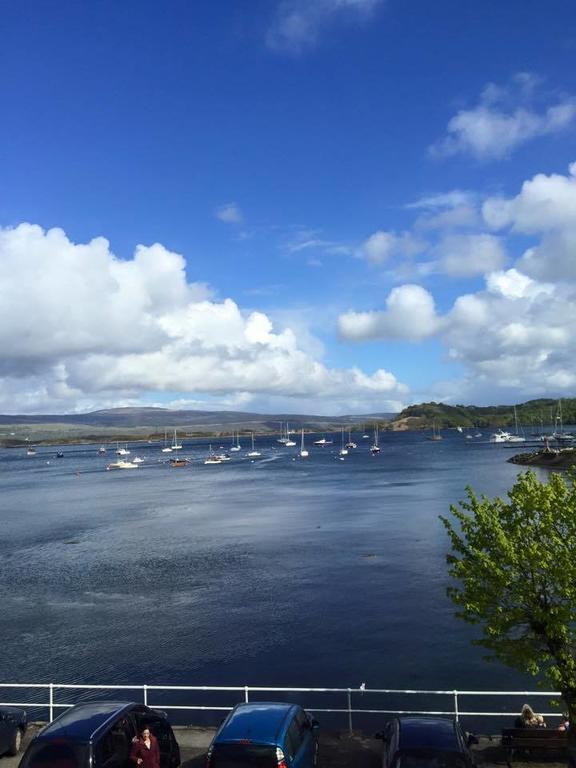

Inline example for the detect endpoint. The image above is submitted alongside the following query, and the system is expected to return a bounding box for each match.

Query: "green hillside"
[391,399,576,429]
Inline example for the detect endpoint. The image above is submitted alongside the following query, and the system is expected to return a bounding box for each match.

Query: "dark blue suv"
[19,701,180,768]
[206,702,319,767]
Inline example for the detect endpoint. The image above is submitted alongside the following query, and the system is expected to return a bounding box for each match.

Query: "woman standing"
[130,727,161,768]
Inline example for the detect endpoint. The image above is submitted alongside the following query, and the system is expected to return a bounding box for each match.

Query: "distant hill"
[389,399,576,430]
[0,407,396,445]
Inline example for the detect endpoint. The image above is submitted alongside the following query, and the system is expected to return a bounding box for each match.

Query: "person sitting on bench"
[515,703,546,728]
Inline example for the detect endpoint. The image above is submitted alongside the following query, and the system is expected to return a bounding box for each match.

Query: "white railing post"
[347,689,353,734]
[49,683,54,723]
[244,686,249,703]
[453,690,459,722]
[143,685,148,706]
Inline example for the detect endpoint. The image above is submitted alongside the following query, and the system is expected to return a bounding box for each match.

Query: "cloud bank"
[0,223,407,414]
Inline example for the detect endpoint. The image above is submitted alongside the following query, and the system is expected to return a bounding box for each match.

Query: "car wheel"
[8,728,22,756]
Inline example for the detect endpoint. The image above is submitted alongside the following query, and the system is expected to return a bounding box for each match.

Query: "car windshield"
[20,741,89,768]
[211,743,278,767]
[397,752,467,768]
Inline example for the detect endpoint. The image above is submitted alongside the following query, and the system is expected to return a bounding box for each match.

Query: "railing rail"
[0,682,564,732]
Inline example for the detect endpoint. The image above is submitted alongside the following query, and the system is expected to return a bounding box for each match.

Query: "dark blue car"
[206,702,319,767]
[0,706,27,757]
[19,701,180,768]
[376,716,477,768]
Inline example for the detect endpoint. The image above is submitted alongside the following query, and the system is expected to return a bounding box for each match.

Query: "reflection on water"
[0,433,550,695]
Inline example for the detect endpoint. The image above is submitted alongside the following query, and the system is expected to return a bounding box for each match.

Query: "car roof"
[397,717,461,752]
[35,701,143,743]
[215,702,298,746]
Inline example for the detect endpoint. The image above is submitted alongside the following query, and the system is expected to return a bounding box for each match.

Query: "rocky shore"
[508,446,576,470]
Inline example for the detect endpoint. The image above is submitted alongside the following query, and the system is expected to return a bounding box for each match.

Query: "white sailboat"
[339,428,348,456]
[171,429,183,450]
[284,422,296,447]
[277,421,289,444]
[506,406,526,443]
[345,428,357,450]
[230,431,241,452]
[553,399,574,441]
[204,445,223,465]
[161,429,173,453]
[247,432,261,458]
[116,442,130,456]
[370,424,381,455]
[299,428,309,458]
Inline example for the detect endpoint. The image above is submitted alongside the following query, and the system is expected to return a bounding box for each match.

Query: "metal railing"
[0,682,565,731]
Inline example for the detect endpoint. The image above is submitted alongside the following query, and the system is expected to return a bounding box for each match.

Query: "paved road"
[1,723,566,768]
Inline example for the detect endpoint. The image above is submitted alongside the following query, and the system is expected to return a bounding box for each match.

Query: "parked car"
[375,716,477,768]
[19,701,180,768]
[206,702,320,767]
[0,706,27,757]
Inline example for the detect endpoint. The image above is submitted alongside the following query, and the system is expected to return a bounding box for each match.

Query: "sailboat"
[339,428,348,456]
[284,422,296,447]
[553,400,574,442]
[506,406,526,443]
[427,421,443,441]
[370,424,380,455]
[299,428,309,458]
[277,422,289,444]
[344,428,357,450]
[116,442,130,456]
[361,424,370,439]
[247,432,261,458]
[230,431,241,452]
[204,445,223,465]
[161,429,173,453]
[171,429,183,450]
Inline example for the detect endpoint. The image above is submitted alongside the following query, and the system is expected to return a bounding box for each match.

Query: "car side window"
[285,719,304,761]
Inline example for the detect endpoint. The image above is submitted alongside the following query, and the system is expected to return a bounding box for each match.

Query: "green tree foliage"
[395,398,576,429]
[441,471,576,727]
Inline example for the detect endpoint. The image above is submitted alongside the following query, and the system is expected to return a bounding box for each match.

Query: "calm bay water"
[0,432,551,712]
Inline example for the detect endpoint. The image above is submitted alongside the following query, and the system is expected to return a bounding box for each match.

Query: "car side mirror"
[311,719,320,731]
[466,733,479,746]
[374,731,387,741]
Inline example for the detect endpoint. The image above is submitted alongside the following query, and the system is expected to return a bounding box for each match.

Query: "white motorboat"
[204,445,223,465]
[490,430,511,443]
[26,447,37,456]
[132,456,144,464]
[247,432,261,458]
[107,459,139,470]
[98,445,107,454]
[313,437,332,446]
[116,443,130,456]
[299,428,309,458]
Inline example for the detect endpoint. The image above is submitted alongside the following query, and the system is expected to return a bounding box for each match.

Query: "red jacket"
[130,735,160,768]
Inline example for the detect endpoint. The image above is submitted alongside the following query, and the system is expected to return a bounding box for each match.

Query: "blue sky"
[1,0,576,414]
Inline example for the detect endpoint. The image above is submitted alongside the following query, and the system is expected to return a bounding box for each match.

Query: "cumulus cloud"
[215,202,243,224]
[266,0,383,54]
[356,230,427,264]
[430,74,576,160]
[339,284,441,342]
[0,223,408,413]
[432,233,507,277]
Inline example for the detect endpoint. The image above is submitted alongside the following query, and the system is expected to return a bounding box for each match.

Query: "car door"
[294,709,316,766]
[0,711,10,755]
[135,714,177,768]
[383,721,399,768]
[94,716,135,768]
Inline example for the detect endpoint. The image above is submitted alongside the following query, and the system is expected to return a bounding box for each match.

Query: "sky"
[1,0,576,415]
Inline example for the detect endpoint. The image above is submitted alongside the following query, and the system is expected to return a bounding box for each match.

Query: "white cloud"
[215,202,243,224]
[0,223,408,414]
[483,162,576,232]
[432,233,507,277]
[356,230,427,264]
[266,0,383,54]
[339,284,440,341]
[430,74,576,160]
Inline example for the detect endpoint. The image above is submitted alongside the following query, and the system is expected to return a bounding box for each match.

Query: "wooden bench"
[501,728,567,764]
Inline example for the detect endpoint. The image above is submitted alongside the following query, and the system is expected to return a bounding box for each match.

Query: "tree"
[441,470,576,756]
